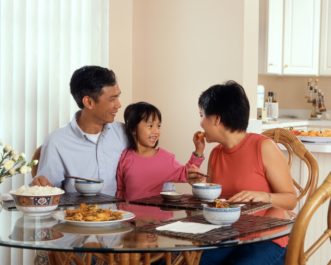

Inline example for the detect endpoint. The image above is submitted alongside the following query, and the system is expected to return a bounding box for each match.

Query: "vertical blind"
[0,0,110,264]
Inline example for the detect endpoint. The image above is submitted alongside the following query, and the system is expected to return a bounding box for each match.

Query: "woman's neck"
[221,131,247,149]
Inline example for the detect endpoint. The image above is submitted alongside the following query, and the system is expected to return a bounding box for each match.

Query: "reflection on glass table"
[0,202,293,265]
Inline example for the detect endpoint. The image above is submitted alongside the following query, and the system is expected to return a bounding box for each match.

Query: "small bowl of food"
[10,185,65,216]
[75,179,104,196]
[192,183,222,201]
[160,191,183,202]
[203,200,241,226]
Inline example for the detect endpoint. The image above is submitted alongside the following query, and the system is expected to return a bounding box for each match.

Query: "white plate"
[298,136,331,143]
[53,210,135,227]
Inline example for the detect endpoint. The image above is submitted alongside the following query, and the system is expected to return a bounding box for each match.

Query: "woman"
[192,80,296,265]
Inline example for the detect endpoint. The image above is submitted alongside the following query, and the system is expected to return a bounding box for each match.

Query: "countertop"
[261,118,331,154]
[261,118,331,130]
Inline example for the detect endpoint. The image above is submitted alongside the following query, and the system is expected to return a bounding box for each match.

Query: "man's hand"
[31,175,54,186]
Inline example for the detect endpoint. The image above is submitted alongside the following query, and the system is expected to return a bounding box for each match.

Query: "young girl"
[116,101,205,201]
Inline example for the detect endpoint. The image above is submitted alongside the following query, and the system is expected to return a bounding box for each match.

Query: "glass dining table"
[0,194,294,265]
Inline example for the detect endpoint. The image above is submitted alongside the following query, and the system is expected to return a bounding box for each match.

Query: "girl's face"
[136,115,161,149]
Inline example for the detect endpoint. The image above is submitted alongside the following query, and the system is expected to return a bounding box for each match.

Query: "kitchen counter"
[262,118,331,130]
[260,118,331,154]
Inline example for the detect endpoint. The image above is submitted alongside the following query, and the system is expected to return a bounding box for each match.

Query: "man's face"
[90,84,121,124]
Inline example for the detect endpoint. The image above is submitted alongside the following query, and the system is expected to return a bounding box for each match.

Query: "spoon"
[64,176,103,183]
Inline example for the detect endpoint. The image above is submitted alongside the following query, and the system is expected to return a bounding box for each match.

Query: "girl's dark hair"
[198,80,250,132]
[124,102,162,150]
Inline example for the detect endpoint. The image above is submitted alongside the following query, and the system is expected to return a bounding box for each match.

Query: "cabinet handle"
[268,63,274,66]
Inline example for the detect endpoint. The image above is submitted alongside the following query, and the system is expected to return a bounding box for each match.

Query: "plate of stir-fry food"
[53,203,135,227]
[290,129,331,143]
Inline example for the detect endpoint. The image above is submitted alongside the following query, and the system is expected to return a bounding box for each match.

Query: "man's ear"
[82,96,94,109]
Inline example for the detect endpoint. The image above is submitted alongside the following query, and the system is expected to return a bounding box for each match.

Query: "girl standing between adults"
[191,81,296,265]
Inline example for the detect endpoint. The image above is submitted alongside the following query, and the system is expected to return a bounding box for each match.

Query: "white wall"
[130,0,259,169]
[109,0,133,121]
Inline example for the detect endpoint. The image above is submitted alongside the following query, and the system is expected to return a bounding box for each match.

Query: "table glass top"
[0,202,293,253]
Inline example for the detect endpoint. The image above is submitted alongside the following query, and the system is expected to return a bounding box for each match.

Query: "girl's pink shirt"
[116,148,204,201]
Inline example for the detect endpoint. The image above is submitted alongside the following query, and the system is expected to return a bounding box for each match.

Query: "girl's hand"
[193,131,205,156]
[227,190,271,204]
[187,164,207,184]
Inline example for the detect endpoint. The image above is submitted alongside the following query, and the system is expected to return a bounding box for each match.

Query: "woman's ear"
[82,96,94,109]
[215,115,221,126]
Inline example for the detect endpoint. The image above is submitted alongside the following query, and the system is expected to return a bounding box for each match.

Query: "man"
[32,66,128,195]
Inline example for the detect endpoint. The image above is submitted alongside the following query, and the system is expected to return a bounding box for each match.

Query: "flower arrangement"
[0,142,38,183]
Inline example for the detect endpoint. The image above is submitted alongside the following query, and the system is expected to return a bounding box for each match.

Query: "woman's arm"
[261,139,297,210]
[228,139,297,210]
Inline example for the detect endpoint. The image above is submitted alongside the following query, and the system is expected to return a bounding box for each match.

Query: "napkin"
[156,221,221,234]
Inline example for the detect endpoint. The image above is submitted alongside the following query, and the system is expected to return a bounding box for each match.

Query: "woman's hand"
[228,190,271,204]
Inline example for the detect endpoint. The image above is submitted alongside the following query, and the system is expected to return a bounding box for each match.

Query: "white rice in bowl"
[12,185,64,196]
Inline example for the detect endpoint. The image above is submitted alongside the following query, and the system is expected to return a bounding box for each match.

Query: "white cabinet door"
[266,0,284,74]
[320,0,331,75]
[260,0,322,75]
[283,0,321,75]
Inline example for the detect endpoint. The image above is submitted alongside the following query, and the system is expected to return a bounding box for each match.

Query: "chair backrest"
[285,172,331,265]
[31,146,42,177]
[262,128,319,202]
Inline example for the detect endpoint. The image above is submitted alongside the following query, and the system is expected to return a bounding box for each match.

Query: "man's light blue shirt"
[37,112,128,196]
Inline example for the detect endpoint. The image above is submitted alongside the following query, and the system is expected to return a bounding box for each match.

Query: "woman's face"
[136,115,161,149]
[199,109,219,143]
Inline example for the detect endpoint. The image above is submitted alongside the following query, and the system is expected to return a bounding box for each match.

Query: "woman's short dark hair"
[198,80,250,132]
[70,65,117,109]
[124,102,162,150]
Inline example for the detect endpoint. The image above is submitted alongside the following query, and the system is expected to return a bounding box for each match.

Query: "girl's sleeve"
[169,153,205,183]
[185,152,205,168]
[115,151,127,200]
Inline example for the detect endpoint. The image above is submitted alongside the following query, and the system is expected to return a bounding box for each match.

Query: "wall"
[131,0,260,169]
[259,75,331,111]
[109,0,133,121]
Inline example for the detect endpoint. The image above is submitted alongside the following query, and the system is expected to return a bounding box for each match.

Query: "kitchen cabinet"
[259,0,321,75]
[320,0,331,75]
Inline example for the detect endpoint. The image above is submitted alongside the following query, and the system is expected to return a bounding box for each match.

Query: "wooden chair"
[31,145,42,177]
[262,128,319,202]
[285,172,331,265]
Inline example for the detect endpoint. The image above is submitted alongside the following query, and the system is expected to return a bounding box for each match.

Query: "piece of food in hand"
[197,132,205,140]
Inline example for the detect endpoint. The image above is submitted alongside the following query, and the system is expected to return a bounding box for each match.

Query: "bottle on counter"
[265,91,279,121]
[306,78,314,103]
[257,85,266,121]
